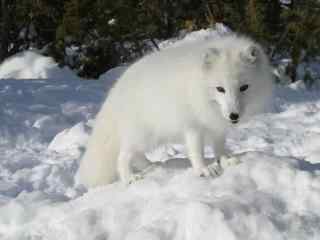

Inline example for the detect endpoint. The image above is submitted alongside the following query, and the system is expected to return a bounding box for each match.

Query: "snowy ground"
[1,29,320,239]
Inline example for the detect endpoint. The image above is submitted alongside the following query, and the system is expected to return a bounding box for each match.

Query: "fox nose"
[229,113,239,121]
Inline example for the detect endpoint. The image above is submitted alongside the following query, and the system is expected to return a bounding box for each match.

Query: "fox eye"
[216,86,225,93]
[240,84,249,92]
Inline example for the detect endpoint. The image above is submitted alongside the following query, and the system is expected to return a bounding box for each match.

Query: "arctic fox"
[77,34,273,188]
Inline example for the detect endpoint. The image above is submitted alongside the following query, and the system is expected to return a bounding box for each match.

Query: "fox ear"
[240,45,259,64]
[203,48,220,69]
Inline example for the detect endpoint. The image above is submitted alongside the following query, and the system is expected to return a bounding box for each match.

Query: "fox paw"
[220,155,241,169]
[207,162,224,177]
[125,174,144,185]
[194,163,223,178]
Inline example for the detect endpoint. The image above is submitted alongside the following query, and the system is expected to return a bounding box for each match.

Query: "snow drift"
[0,50,78,80]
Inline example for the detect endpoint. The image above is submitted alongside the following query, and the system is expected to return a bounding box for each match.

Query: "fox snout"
[229,112,239,124]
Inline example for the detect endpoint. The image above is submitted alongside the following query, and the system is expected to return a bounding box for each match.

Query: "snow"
[0,50,79,80]
[158,24,231,50]
[280,0,292,4]
[48,122,90,156]
[1,28,320,239]
[98,65,128,85]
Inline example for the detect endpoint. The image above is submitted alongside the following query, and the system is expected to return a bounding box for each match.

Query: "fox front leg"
[211,132,227,163]
[211,133,241,169]
[185,129,221,177]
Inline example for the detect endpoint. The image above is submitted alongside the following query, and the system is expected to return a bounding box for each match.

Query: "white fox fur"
[77,34,274,188]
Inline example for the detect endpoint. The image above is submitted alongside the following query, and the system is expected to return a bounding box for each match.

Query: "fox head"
[202,40,272,124]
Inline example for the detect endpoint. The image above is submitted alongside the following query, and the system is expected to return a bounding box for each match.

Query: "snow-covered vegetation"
[0,28,320,239]
[1,1,320,83]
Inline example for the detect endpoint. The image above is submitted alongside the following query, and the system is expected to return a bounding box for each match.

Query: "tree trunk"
[287,46,301,83]
[0,0,9,62]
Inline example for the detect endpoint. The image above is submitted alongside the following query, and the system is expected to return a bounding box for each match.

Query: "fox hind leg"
[118,149,141,184]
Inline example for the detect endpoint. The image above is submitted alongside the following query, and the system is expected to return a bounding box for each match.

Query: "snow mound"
[48,122,90,156]
[3,152,320,240]
[1,82,320,239]
[0,51,78,80]
[159,24,231,50]
[98,66,128,83]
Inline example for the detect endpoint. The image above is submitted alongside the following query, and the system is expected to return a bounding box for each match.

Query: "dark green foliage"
[303,68,314,89]
[0,0,320,80]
